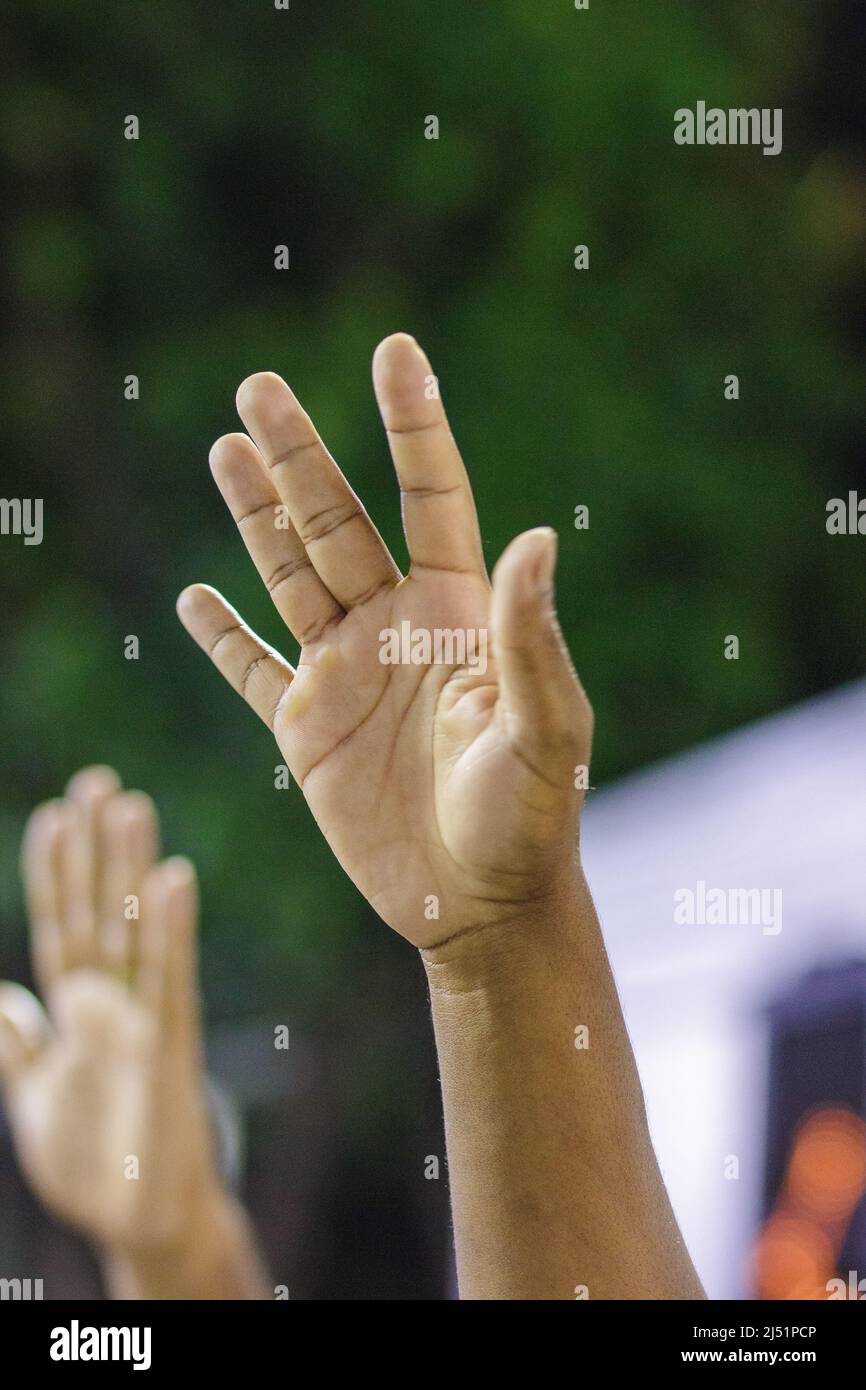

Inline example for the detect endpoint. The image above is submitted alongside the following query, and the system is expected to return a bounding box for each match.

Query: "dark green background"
[1,0,864,1296]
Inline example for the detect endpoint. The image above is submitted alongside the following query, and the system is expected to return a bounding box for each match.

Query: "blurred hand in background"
[0,766,267,1298]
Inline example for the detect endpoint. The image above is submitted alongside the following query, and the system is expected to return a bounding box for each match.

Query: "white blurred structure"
[581,678,866,1299]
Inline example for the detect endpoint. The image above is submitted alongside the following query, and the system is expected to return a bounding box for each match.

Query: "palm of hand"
[278,572,567,944]
[9,973,172,1247]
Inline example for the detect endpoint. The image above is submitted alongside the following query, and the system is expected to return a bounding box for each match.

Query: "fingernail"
[532,528,557,590]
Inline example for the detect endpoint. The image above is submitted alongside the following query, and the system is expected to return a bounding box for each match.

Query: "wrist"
[421,861,651,1140]
[102,1186,267,1300]
[420,862,593,989]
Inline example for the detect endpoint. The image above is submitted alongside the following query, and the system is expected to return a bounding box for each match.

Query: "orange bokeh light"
[785,1107,866,1221]
[753,1212,834,1300]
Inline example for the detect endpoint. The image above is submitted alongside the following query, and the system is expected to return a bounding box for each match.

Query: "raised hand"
[0,768,224,1255]
[178,334,592,950]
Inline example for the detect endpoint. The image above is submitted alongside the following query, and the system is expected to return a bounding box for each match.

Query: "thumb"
[491,528,591,788]
[0,983,50,1087]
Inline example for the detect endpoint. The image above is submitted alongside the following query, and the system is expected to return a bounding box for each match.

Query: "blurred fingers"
[63,767,121,971]
[137,857,200,1044]
[21,800,72,996]
[100,790,159,979]
[0,983,50,1087]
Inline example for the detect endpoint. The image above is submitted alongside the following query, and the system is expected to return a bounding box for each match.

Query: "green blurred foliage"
[1,0,864,1024]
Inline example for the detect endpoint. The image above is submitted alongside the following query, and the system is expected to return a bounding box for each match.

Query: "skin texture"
[178,333,705,1300]
[0,767,267,1299]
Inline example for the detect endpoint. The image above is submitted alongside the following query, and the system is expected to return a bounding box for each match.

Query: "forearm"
[102,1190,270,1300]
[422,869,705,1301]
